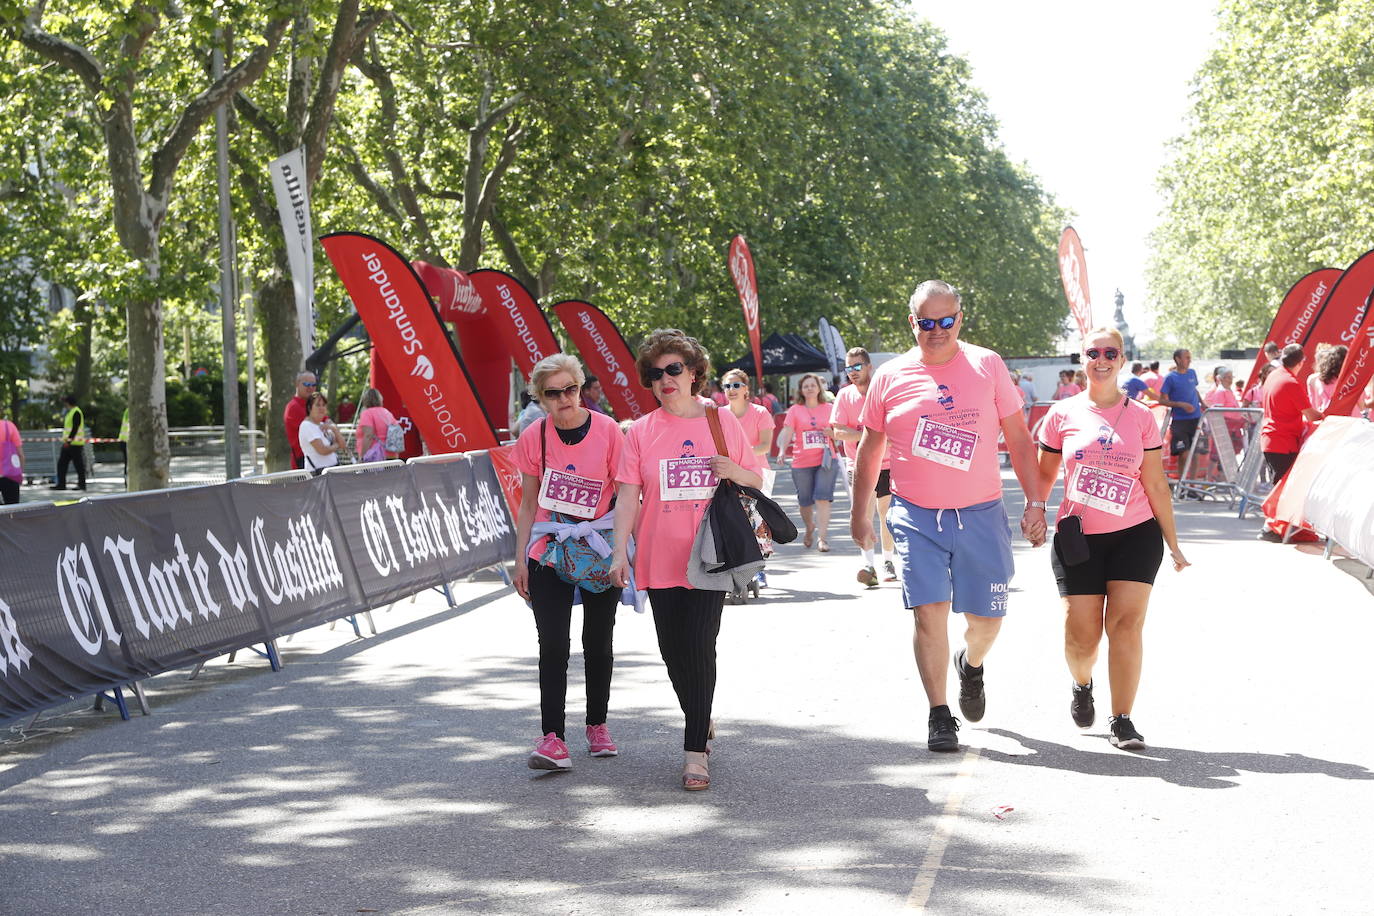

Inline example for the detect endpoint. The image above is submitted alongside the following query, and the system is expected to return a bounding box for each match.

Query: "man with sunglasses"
[283,370,317,470]
[851,280,1046,752]
[832,347,897,586]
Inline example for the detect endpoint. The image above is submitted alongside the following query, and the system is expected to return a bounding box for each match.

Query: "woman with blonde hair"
[512,353,626,771]
[354,387,400,462]
[609,329,762,790]
[1035,327,1190,750]
[776,372,838,550]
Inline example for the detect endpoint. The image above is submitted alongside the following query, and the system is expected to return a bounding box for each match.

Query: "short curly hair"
[637,328,711,395]
[1316,343,1347,383]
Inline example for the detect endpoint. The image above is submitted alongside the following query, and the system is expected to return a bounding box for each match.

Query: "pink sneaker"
[528,733,571,770]
[586,723,618,757]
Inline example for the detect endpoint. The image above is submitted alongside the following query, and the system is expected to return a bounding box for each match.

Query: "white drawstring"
[933,508,965,533]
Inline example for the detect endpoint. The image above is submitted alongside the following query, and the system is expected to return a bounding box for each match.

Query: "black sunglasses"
[1084,347,1121,361]
[845,363,867,373]
[915,313,960,332]
[542,383,581,400]
[722,381,746,390]
[646,361,687,382]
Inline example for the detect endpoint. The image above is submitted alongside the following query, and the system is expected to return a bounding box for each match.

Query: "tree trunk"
[72,292,93,404]
[259,270,302,471]
[125,247,170,491]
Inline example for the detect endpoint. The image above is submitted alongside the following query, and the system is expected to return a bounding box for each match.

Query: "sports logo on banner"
[320,232,498,453]
[552,300,657,420]
[1058,227,1093,340]
[468,269,561,379]
[269,147,315,354]
[1294,247,1374,389]
[1245,268,1341,392]
[411,261,484,321]
[729,235,765,384]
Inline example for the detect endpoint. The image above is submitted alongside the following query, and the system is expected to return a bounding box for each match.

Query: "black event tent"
[720,331,829,375]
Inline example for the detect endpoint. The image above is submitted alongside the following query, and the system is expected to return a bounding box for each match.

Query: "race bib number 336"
[1068,464,1133,516]
[912,416,978,471]
[660,456,718,501]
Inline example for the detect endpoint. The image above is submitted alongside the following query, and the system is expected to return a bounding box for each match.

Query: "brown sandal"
[682,751,710,791]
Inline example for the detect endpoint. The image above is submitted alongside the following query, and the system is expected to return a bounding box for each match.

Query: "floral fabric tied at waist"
[531,510,617,558]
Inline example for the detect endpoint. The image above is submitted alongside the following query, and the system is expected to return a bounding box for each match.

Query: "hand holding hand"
[1020,507,1046,547]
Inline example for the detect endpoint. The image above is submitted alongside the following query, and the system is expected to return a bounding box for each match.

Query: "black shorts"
[1051,517,1164,597]
[1169,418,1200,456]
[875,468,892,499]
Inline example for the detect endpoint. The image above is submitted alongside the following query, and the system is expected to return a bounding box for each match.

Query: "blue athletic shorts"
[791,461,838,507]
[887,494,1014,618]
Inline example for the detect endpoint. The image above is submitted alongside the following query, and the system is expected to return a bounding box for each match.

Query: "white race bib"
[912,416,978,471]
[538,467,604,519]
[659,456,717,501]
[1067,464,1134,516]
[802,429,828,450]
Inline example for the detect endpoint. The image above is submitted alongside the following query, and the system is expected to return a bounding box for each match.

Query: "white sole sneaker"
[528,753,571,770]
[588,747,618,758]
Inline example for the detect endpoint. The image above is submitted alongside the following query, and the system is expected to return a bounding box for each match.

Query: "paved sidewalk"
[2,470,1371,914]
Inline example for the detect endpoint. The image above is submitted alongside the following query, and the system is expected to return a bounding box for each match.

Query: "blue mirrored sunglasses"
[915,313,959,332]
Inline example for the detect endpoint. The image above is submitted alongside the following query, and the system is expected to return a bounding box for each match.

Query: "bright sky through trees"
[907,0,1217,345]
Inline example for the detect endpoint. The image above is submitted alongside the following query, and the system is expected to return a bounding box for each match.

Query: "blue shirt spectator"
[1124,375,1149,400]
[1161,362,1202,419]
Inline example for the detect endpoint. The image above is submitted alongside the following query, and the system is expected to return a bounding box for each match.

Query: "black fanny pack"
[1056,515,1090,566]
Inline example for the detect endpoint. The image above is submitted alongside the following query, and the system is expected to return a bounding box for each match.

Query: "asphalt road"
[2,469,1371,914]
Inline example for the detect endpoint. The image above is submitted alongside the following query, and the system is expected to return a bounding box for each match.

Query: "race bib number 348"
[1068,464,1133,516]
[660,456,718,501]
[539,468,604,519]
[912,416,978,471]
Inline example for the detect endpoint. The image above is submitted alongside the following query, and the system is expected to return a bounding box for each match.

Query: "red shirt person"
[1259,344,1322,482]
[283,371,317,469]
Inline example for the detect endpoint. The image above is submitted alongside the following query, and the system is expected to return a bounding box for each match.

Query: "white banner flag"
[819,317,846,385]
[268,147,315,354]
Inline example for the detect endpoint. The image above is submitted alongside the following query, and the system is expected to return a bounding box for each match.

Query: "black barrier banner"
[0,454,515,724]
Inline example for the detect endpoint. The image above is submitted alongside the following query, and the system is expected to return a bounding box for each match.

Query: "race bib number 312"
[1068,464,1133,516]
[912,416,978,471]
[660,456,718,501]
[538,468,604,519]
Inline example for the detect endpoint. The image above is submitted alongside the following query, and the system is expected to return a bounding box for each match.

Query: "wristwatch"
[1027,500,1047,510]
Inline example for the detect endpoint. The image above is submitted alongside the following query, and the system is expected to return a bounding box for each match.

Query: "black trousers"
[1263,451,1298,483]
[648,587,726,752]
[56,444,86,489]
[527,559,619,740]
[0,478,18,505]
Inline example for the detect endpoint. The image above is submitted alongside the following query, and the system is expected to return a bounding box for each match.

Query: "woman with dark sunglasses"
[512,354,627,772]
[1034,327,1190,750]
[609,329,763,790]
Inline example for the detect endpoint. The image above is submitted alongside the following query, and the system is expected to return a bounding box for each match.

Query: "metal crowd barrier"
[1174,407,1263,506]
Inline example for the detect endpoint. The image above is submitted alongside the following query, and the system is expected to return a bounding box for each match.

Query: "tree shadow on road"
[981,728,1373,790]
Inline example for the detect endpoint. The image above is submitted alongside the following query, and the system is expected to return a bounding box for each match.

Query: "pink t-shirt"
[728,402,774,454]
[860,343,1021,509]
[1141,371,1162,394]
[784,403,835,468]
[354,406,398,457]
[617,406,761,589]
[1039,394,1163,535]
[513,411,624,561]
[1054,383,1083,400]
[830,383,891,469]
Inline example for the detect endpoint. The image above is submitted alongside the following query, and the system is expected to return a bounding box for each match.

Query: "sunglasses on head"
[542,383,581,400]
[646,361,686,382]
[845,363,867,373]
[722,381,746,390]
[1084,347,1121,361]
[915,313,959,332]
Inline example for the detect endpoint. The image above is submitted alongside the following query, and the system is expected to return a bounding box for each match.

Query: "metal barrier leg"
[130,681,151,716]
[93,684,131,721]
[363,611,377,636]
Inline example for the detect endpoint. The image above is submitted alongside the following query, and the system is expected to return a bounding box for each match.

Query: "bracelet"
[1026,501,1047,510]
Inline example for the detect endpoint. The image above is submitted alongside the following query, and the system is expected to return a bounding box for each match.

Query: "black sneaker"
[1108,715,1145,750]
[883,560,898,582]
[928,708,961,752]
[954,649,985,722]
[1256,528,1284,543]
[1071,681,1095,728]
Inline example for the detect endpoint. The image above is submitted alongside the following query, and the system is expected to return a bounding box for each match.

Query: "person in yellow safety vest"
[52,394,86,491]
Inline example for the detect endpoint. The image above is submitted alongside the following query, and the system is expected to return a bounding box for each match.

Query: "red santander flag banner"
[1294,246,1374,386]
[1325,298,1374,417]
[468,269,561,379]
[320,232,498,453]
[552,300,657,420]
[729,235,764,383]
[1057,227,1093,340]
[1245,267,1341,392]
[411,261,484,321]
